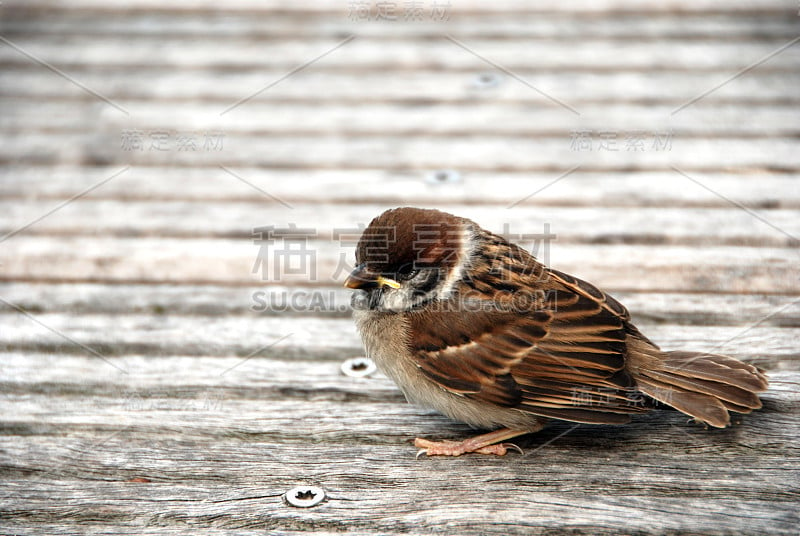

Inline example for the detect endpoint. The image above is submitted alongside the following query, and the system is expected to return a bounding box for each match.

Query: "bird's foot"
[414,437,523,458]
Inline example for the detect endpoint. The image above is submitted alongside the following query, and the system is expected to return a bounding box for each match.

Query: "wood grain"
[1,1,798,534]
[3,168,799,207]
[4,11,799,39]
[3,72,798,106]
[1,358,798,535]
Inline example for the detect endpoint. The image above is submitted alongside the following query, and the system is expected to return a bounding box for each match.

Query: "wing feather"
[408,259,651,424]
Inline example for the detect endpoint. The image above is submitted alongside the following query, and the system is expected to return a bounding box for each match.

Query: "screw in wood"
[426,169,462,184]
[284,485,326,508]
[471,72,502,89]
[340,357,377,378]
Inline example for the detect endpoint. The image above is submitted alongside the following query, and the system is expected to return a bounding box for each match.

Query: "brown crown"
[355,207,467,274]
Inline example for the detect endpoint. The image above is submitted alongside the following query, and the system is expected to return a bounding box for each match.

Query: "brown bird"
[344,207,769,457]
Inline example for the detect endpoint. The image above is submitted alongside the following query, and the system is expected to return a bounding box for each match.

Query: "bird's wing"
[408,268,652,424]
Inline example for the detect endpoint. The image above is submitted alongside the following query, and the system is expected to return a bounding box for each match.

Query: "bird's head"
[344,207,473,312]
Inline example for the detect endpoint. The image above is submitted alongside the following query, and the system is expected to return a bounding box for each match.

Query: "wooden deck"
[1,1,799,534]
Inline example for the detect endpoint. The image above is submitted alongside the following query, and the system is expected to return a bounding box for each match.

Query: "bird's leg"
[414,427,537,457]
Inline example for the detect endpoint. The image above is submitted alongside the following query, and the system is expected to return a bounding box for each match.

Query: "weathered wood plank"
[1,282,799,327]
[10,0,799,14]
[1,236,796,293]
[4,11,798,40]
[1,359,797,535]
[2,167,797,208]
[3,167,799,204]
[5,10,800,37]
[1,351,797,400]
[2,134,799,171]
[4,103,800,137]
[2,70,797,104]
[2,36,799,72]
[0,367,797,445]
[1,202,798,249]
[0,311,797,367]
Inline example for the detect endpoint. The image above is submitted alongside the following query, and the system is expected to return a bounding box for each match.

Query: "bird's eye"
[396,263,419,281]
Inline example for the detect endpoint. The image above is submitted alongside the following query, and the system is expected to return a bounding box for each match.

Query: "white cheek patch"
[379,288,413,312]
[435,225,475,300]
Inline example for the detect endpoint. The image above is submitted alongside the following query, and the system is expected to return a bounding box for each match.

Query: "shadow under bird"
[344,207,768,457]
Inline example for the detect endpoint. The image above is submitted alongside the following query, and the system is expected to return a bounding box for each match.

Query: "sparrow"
[344,207,769,457]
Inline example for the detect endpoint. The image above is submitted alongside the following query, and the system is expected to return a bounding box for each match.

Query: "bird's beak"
[344,264,401,290]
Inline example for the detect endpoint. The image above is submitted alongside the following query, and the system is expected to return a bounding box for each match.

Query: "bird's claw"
[414,438,523,457]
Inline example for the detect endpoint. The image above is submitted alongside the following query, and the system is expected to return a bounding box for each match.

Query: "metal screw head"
[284,485,326,508]
[426,169,462,185]
[471,72,502,89]
[341,357,377,378]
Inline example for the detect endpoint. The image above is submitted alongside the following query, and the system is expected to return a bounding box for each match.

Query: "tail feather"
[662,351,768,393]
[636,351,768,428]
[644,369,762,409]
[721,400,758,414]
[637,375,730,427]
